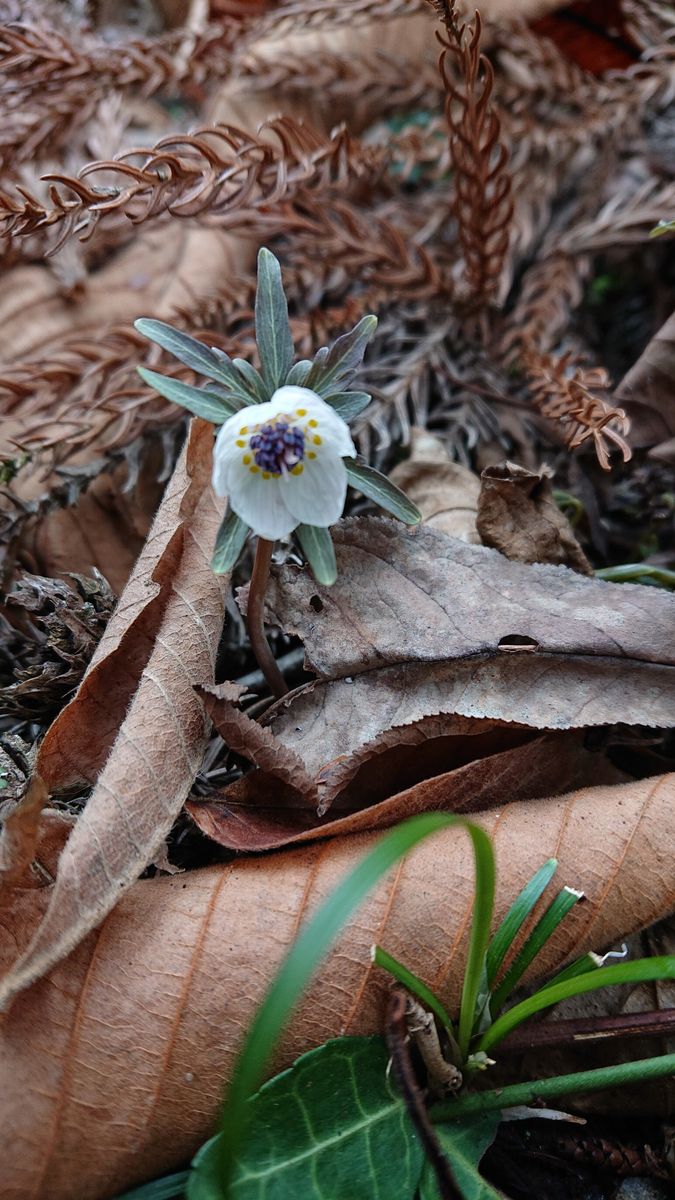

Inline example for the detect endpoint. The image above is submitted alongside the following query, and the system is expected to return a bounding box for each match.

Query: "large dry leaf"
[615,310,675,457]
[188,719,618,850]
[266,517,675,728]
[1,773,673,1199]
[0,419,226,1009]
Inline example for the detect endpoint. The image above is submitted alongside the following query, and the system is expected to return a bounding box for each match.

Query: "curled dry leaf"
[0,419,226,1009]
[265,517,675,728]
[1,773,674,1199]
[614,309,675,459]
[388,427,481,543]
[476,459,592,573]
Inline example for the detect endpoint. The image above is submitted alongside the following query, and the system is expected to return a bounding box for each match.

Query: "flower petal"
[229,469,298,540]
[280,454,348,527]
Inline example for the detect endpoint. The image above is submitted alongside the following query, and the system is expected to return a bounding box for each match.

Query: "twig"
[386,988,461,1199]
[499,1007,675,1054]
[246,539,288,700]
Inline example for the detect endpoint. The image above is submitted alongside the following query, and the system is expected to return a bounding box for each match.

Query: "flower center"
[249,418,305,477]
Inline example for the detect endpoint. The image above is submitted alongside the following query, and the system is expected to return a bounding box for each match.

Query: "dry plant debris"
[0,0,674,1196]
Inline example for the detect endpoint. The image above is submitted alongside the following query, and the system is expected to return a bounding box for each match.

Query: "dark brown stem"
[499,1007,675,1054]
[246,538,288,700]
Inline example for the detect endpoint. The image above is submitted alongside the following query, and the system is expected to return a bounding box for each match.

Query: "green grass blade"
[114,1171,189,1199]
[345,459,421,525]
[255,248,294,391]
[371,945,456,1038]
[217,813,480,1196]
[478,957,675,1055]
[489,886,583,1017]
[485,859,558,989]
[137,368,239,423]
[457,826,496,1060]
[541,945,628,992]
[295,524,337,586]
[211,510,248,574]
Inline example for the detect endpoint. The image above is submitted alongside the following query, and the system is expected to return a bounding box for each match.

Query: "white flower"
[212,385,357,541]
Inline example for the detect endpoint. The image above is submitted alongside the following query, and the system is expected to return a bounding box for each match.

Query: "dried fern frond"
[0,119,386,252]
[249,0,425,44]
[552,176,675,256]
[525,347,632,471]
[433,0,513,308]
[500,252,591,362]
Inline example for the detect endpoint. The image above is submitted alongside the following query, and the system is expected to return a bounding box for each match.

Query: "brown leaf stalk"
[247,539,289,700]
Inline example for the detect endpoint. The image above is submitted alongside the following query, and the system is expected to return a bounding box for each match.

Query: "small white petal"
[211,403,260,496]
[280,454,348,527]
[229,468,298,540]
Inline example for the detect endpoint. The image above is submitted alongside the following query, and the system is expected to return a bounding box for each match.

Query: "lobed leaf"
[295,524,338,586]
[137,367,240,423]
[345,462,422,524]
[255,249,295,392]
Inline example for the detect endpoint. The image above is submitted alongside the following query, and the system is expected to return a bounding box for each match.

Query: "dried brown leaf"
[187,720,617,850]
[0,419,227,1009]
[265,517,675,728]
[614,310,675,456]
[389,427,481,542]
[476,460,592,574]
[1,773,673,1197]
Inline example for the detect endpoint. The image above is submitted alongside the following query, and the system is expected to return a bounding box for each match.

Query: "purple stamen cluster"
[250,420,305,475]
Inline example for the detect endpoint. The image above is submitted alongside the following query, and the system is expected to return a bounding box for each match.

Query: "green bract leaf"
[215,813,483,1196]
[478,957,675,1055]
[650,218,675,238]
[211,509,248,574]
[255,248,294,391]
[306,316,378,396]
[419,1116,501,1200]
[232,359,268,403]
[489,886,583,1017]
[485,859,558,990]
[189,1038,423,1200]
[137,368,241,423]
[285,360,312,386]
[457,826,496,1060]
[115,1171,190,1199]
[324,391,371,420]
[345,460,421,525]
[295,524,338,586]
[134,319,251,404]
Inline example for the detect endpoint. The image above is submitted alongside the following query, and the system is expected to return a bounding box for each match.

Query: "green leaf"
[345,460,421,525]
[285,360,312,386]
[189,1038,424,1200]
[137,368,239,423]
[306,316,378,396]
[212,509,248,574]
[214,813,485,1196]
[457,826,496,1060]
[372,945,456,1041]
[324,391,371,420]
[295,524,337,586]
[115,1171,190,1199]
[489,886,583,1018]
[134,319,251,404]
[478,956,675,1055]
[232,359,268,403]
[255,248,294,391]
[419,1116,501,1200]
[486,859,558,990]
[650,218,675,238]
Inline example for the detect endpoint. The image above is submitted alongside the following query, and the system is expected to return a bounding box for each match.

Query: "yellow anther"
[313,435,322,445]
[308,418,318,428]
[240,426,248,435]
[243,454,251,465]
[262,471,271,479]
[307,451,317,460]
[236,439,246,448]
[249,465,259,474]
[291,464,304,475]
[296,408,307,416]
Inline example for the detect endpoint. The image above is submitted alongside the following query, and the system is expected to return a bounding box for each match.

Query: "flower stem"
[247,538,288,699]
